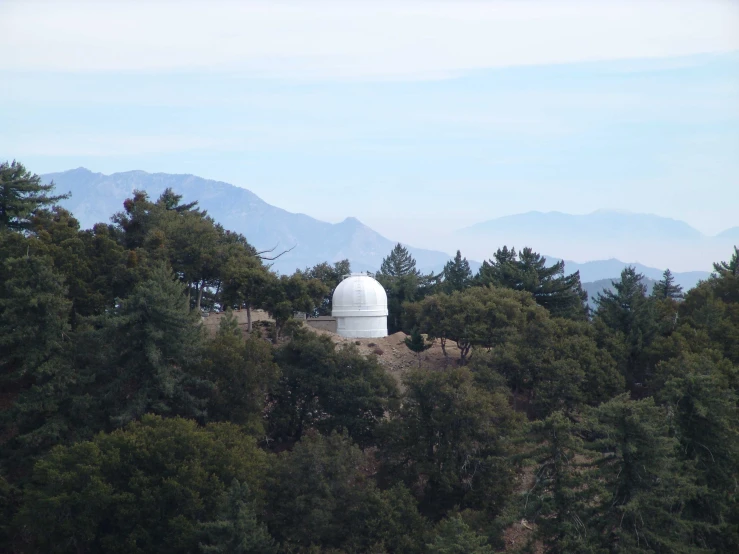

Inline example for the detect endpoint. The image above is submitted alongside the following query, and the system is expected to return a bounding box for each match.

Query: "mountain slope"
[452,209,733,273]
[544,257,710,290]
[459,210,704,241]
[716,227,739,241]
[42,168,452,274]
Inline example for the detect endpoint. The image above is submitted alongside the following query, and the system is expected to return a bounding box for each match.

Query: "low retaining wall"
[304,316,337,333]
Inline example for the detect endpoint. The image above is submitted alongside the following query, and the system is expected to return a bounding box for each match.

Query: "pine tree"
[199,313,278,434]
[587,394,702,553]
[658,355,739,550]
[595,267,657,385]
[476,247,588,320]
[442,250,472,293]
[379,367,520,519]
[13,416,268,554]
[198,480,276,554]
[713,246,739,278]
[380,243,420,277]
[404,327,432,366]
[524,412,598,553]
[0,245,91,470]
[91,263,210,428]
[427,515,493,554]
[0,161,69,232]
[652,268,683,300]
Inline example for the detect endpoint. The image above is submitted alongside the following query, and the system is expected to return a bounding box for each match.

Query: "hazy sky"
[2,0,738,248]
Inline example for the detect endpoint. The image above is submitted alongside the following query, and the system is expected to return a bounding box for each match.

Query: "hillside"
[42,168,726,285]
[454,210,735,272]
[42,167,452,274]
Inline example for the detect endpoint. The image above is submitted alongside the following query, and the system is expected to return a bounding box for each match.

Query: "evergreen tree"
[427,515,493,554]
[266,430,426,553]
[198,480,276,554]
[379,367,521,519]
[404,327,432,367]
[658,355,739,551]
[652,268,684,300]
[13,416,268,554]
[199,313,279,433]
[595,267,657,385]
[524,412,598,553]
[90,263,210,428]
[380,243,420,277]
[269,330,398,447]
[0,244,90,471]
[476,247,588,320]
[587,395,702,553]
[442,250,472,293]
[0,161,69,232]
[713,245,739,278]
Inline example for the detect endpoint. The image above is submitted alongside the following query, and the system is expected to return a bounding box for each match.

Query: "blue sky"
[1,0,738,254]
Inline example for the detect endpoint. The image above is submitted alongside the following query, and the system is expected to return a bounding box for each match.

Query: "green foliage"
[297,259,351,316]
[3,164,739,554]
[379,367,521,519]
[263,274,329,335]
[585,394,705,553]
[0,242,93,470]
[377,243,439,334]
[427,515,493,554]
[380,243,420,277]
[199,312,279,433]
[677,250,739,364]
[88,263,210,428]
[404,327,432,366]
[524,412,598,553]
[266,430,427,553]
[198,480,276,554]
[595,266,658,385]
[0,160,70,232]
[13,415,268,554]
[410,286,544,363]
[441,250,472,293]
[476,246,588,320]
[479,316,624,418]
[652,268,684,300]
[657,355,739,550]
[269,330,399,446]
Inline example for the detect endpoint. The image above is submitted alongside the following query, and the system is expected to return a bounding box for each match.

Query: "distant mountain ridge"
[546,256,710,291]
[42,168,724,289]
[42,168,452,274]
[453,209,735,275]
[459,210,704,239]
[460,210,706,240]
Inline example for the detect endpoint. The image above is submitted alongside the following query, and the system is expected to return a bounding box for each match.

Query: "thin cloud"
[1,0,738,80]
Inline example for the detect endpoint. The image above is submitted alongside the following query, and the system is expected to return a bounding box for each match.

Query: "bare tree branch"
[253,243,296,261]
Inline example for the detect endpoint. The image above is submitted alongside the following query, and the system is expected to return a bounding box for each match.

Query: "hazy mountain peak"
[42,168,452,275]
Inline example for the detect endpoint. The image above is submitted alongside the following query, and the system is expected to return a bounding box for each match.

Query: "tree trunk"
[246,305,253,332]
[196,281,204,311]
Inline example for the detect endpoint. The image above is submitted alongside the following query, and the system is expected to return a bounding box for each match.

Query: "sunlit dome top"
[332,273,388,318]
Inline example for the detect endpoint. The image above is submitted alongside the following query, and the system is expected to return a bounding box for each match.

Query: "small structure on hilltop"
[332,273,388,338]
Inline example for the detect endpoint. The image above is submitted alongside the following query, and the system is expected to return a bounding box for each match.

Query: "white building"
[331,273,388,338]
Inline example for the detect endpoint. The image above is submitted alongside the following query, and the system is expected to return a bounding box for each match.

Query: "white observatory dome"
[332,273,388,339]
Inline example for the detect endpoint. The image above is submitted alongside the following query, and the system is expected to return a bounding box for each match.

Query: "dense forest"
[1,160,738,553]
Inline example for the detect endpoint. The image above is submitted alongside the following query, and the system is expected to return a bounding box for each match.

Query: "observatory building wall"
[331,273,388,339]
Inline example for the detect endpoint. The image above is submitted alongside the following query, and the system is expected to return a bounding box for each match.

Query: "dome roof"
[332,273,388,318]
